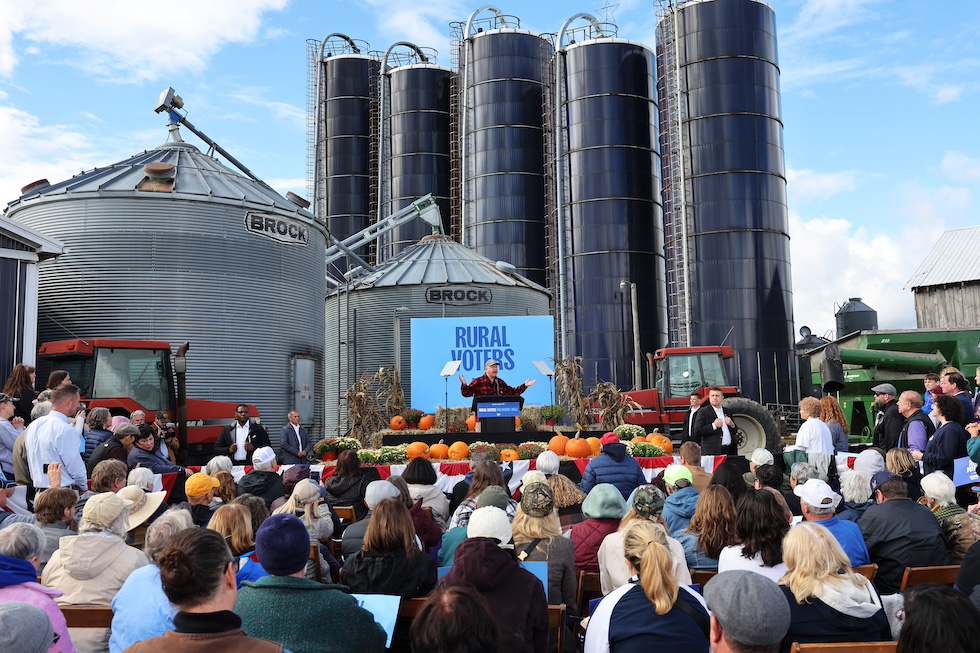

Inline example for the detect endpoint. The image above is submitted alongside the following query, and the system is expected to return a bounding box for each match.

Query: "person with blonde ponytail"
[584,520,710,653]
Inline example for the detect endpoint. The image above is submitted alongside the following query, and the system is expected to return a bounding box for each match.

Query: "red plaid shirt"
[460,374,527,398]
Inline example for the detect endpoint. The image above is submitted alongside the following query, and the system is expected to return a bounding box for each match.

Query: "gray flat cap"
[703,570,791,647]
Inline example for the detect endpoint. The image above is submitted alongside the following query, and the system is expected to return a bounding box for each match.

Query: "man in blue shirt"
[795,478,869,568]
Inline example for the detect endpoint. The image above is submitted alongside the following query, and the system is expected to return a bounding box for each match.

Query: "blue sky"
[2,0,979,338]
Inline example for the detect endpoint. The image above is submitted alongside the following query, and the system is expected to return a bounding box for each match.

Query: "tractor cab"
[38,339,175,414]
[653,346,737,400]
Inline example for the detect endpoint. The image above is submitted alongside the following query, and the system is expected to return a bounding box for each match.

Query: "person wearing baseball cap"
[662,464,699,536]
[458,359,537,416]
[580,432,648,500]
[340,479,401,559]
[704,570,791,653]
[858,469,949,594]
[177,472,221,526]
[0,392,24,478]
[237,446,284,509]
[795,478,869,568]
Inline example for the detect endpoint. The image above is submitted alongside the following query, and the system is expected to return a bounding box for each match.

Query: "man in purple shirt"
[898,390,935,452]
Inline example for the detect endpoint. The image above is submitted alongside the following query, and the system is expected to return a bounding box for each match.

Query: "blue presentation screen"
[410,315,554,413]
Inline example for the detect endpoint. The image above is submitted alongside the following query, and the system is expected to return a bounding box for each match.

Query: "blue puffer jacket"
[579,443,647,499]
[663,486,700,536]
[84,427,113,461]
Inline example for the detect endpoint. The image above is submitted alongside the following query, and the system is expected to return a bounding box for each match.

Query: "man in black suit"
[214,403,270,465]
[692,387,738,455]
[680,393,702,444]
[279,410,310,465]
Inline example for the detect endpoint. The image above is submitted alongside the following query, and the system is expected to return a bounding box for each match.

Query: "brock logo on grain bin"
[426,286,493,306]
[244,212,309,246]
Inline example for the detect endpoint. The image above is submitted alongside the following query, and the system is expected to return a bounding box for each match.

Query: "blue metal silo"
[554,15,667,389]
[657,0,796,403]
[457,8,553,286]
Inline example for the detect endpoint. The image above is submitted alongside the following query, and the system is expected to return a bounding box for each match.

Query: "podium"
[474,395,524,434]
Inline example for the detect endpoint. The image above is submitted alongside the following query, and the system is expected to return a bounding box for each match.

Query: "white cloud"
[780,0,882,46]
[0,104,107,206]
[0,0,289,82]
[231,91,305,129]
[79,111,104,123]
[786,166,858,203]
[942,151,980,183]
[267,177,307,195]
[789,211,921,337]
[359,0,464,61]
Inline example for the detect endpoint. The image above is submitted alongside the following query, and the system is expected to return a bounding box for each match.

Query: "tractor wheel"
[723,397,780,455]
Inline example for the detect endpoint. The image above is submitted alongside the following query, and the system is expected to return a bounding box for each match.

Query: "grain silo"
[377,44,452,260]
[554,15,667,389]
[656,0,796,403]
[4,132,328,458]
[325,233,550,436]
[454,8,553,286]
[310,35,380,277]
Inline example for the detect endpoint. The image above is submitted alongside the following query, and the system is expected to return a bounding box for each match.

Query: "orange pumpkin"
[466,415,477,431]
[548,434,570,456]
[586,437,601,457]
[649,434,673,454]
[429,439,449,460]
[631,436,647,444]
[406,441,430,460]
[448,441,470,460]
[390,415,407,431]
[419,414,435,431]
[515,417,521,429]
[500,448,520,462]
[565,435,592,458]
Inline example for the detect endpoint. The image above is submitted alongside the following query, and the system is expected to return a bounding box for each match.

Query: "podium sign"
[475,395,524,433]
[477,400,522,418]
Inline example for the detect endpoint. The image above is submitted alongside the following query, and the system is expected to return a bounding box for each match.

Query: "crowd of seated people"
[5,372,980,652]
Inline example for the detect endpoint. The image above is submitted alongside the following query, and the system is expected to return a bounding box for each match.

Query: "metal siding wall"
[658,0,796,404]
[324,284,550,434]
[563,40,667,389]
[381,66,452,259]
[462,31,552,285]
[15,196,327,443]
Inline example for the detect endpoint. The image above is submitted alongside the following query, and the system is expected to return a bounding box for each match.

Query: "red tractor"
[622,346,780,454]
[37,339,254,464]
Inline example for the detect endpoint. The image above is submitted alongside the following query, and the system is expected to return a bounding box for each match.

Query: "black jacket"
[237,470,284,508]
[680,407,699,443]
[341,547,437,598]
[872,400,903,451]
[214,420,270,465]
[858,497,949,594]
[898,409,936,450]
[86,438,127,476]
[438,538,549,653]
[323,474,368,520]
[692,403,736,455]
